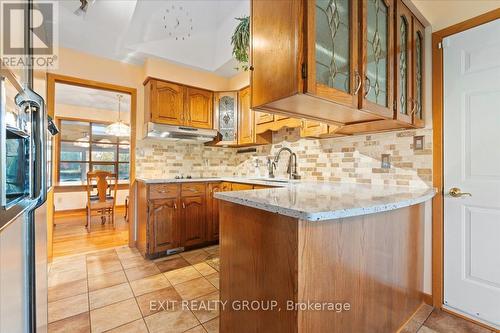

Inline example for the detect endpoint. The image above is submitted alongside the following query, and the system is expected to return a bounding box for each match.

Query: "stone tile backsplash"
[136,127,432,188]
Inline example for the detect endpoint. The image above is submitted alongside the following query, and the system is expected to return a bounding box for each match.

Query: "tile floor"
[48,246,220,333]
[47,244,495,333]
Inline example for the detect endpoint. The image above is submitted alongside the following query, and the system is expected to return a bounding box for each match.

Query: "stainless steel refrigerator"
[0,3,57,332]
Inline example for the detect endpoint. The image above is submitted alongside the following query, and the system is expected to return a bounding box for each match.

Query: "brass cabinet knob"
[449,187,472,198]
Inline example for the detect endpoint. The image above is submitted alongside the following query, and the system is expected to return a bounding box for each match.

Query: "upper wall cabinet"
[214,91,238,145]
[412,17,425,128]
[250,0,425,133]
[144,78,213,129]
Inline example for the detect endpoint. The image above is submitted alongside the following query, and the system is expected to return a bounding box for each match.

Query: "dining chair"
[85,171,118,233]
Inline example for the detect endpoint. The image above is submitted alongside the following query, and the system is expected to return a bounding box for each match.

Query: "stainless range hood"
[146,122,219,143]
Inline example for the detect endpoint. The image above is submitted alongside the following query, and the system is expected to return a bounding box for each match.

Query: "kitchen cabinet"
[149,80,185,126]
[149,198,181,253]
[231,183,254,191]
[215,91,238,145]
[238,87,272,146]
[250,0,425,134]
[144,77,213,129]
[186,87,213,129]
[412,17,425,128]
[181,195,206,247]
[256,112,274,125]
[300,120,328,138]
[207,183,222,241]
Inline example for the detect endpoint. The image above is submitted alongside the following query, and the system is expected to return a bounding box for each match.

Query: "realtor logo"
[1,1,58,69]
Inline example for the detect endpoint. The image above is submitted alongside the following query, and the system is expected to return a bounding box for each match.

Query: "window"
[58,119,130,182]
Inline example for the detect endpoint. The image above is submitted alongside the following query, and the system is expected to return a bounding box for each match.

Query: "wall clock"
[163,5,193,41]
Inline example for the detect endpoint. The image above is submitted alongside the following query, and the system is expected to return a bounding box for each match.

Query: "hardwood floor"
[52,208,128,258]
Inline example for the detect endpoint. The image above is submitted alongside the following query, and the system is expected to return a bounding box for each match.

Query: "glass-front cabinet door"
[215,91,238,145]
[360,0,394,118]
[307,0,359,109]
[394,0,412,123]
[412,18,425,128]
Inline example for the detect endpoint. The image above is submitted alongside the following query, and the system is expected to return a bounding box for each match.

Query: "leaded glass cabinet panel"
[394,0,413,124]
[215,92,238,144]
[307,0,359,109]
[361,0,394,118]
[413,18,425,128]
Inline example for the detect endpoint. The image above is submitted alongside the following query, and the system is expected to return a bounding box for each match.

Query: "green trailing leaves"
[231,16,250,71]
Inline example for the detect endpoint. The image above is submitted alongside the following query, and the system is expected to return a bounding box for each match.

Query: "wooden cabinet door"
[238,87,255,145]
[149,198,180,253]
[300,120,328,138]
[255,111,274,125]
[412,17,425,128]
[394,0,413,124]
[207,183,221,241]
[306,0,359,109]
[186,87,213,129]
[231,183,254,191]
[360,0,394,118]
[181,195,206,247]
[152,80,185,125]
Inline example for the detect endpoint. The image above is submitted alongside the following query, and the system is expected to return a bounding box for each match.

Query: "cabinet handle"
[353,71,362,95]
[364,75,372,98]
[410,100,418,116]
[158,190,166,193]
[182,202,186,209]
[249,65,254,71]
[174,203,177,209]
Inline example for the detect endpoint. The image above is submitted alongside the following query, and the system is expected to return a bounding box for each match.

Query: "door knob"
[449,187,472,198]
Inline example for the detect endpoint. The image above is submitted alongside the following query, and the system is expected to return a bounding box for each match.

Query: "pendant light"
[106,94,130,137]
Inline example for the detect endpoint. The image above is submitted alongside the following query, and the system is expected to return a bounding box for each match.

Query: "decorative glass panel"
[399,16,408,114]
[416,32,423,119]
[366,0,388,106]
[316,0,350,92]
[218,95,236,142]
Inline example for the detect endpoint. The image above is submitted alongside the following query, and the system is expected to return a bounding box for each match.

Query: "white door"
[444,19,500,329]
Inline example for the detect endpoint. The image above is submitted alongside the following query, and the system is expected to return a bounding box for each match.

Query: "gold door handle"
[449,187,472,198]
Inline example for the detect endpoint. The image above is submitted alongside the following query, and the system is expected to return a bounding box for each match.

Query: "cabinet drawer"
[181,183,206,197]
[231,183,254,191]
[149,184,179,199]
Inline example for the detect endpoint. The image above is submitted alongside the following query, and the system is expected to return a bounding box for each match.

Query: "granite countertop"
[136,177,436,222]
[214,182,436,222]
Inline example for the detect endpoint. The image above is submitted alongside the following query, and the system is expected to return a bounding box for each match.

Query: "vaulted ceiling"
[58,0,249,77]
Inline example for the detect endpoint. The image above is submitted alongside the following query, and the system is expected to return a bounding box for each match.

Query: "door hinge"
[301,63,307,79]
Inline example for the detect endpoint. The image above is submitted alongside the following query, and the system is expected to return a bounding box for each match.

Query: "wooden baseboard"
[423,293,433,306]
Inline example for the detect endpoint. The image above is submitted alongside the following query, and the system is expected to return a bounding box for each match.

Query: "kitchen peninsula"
[214,182,436,333]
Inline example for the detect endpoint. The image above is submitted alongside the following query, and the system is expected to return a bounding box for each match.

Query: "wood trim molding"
[431,7,500,313]
[46,73,137,247]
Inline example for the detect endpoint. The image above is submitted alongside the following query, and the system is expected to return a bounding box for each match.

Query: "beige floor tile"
[89,282,134,310]
[105,318,149,333]
[48,278,88,302]
[115,245,140,257]
[205,273,219,290]
[423,309,492,333]
[401,319,423,333]
[144,308,199,333]
[86,249,118,260]
[49,257,87,274]
[193,262,217,276]
[153,254,180,263]
[88,270,127,292]
[173,277,217,300]
[120,255,152,269]
[189,291,220,324]
[202,317,219,333]
[87,259,123,277]
[184,325,208,333]
[130,273,171,296]
[181,249,211,265]
[90,298,142,333]
[48,293,89,323]
[413,304,434,324]
[47,312,90,333]
[156,257,191,273]
[164,266,202,285]
[136,287,182,317]
[418,326,440,333]
[125,263,161,281]
[48,268,87,287]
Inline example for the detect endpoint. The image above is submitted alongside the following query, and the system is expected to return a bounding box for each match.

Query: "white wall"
[54,190,129,211]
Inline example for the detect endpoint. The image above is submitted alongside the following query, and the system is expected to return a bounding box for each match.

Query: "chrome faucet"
[268,147,300,179]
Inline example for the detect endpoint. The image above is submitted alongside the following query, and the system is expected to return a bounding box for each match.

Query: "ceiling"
[58,0,249,77]
[55,83,131,113]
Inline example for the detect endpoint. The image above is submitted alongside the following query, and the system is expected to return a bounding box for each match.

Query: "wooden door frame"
[46,73,137,248]
[432,7,500,313]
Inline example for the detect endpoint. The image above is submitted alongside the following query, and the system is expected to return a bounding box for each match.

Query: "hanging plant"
[231,16,250,71]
